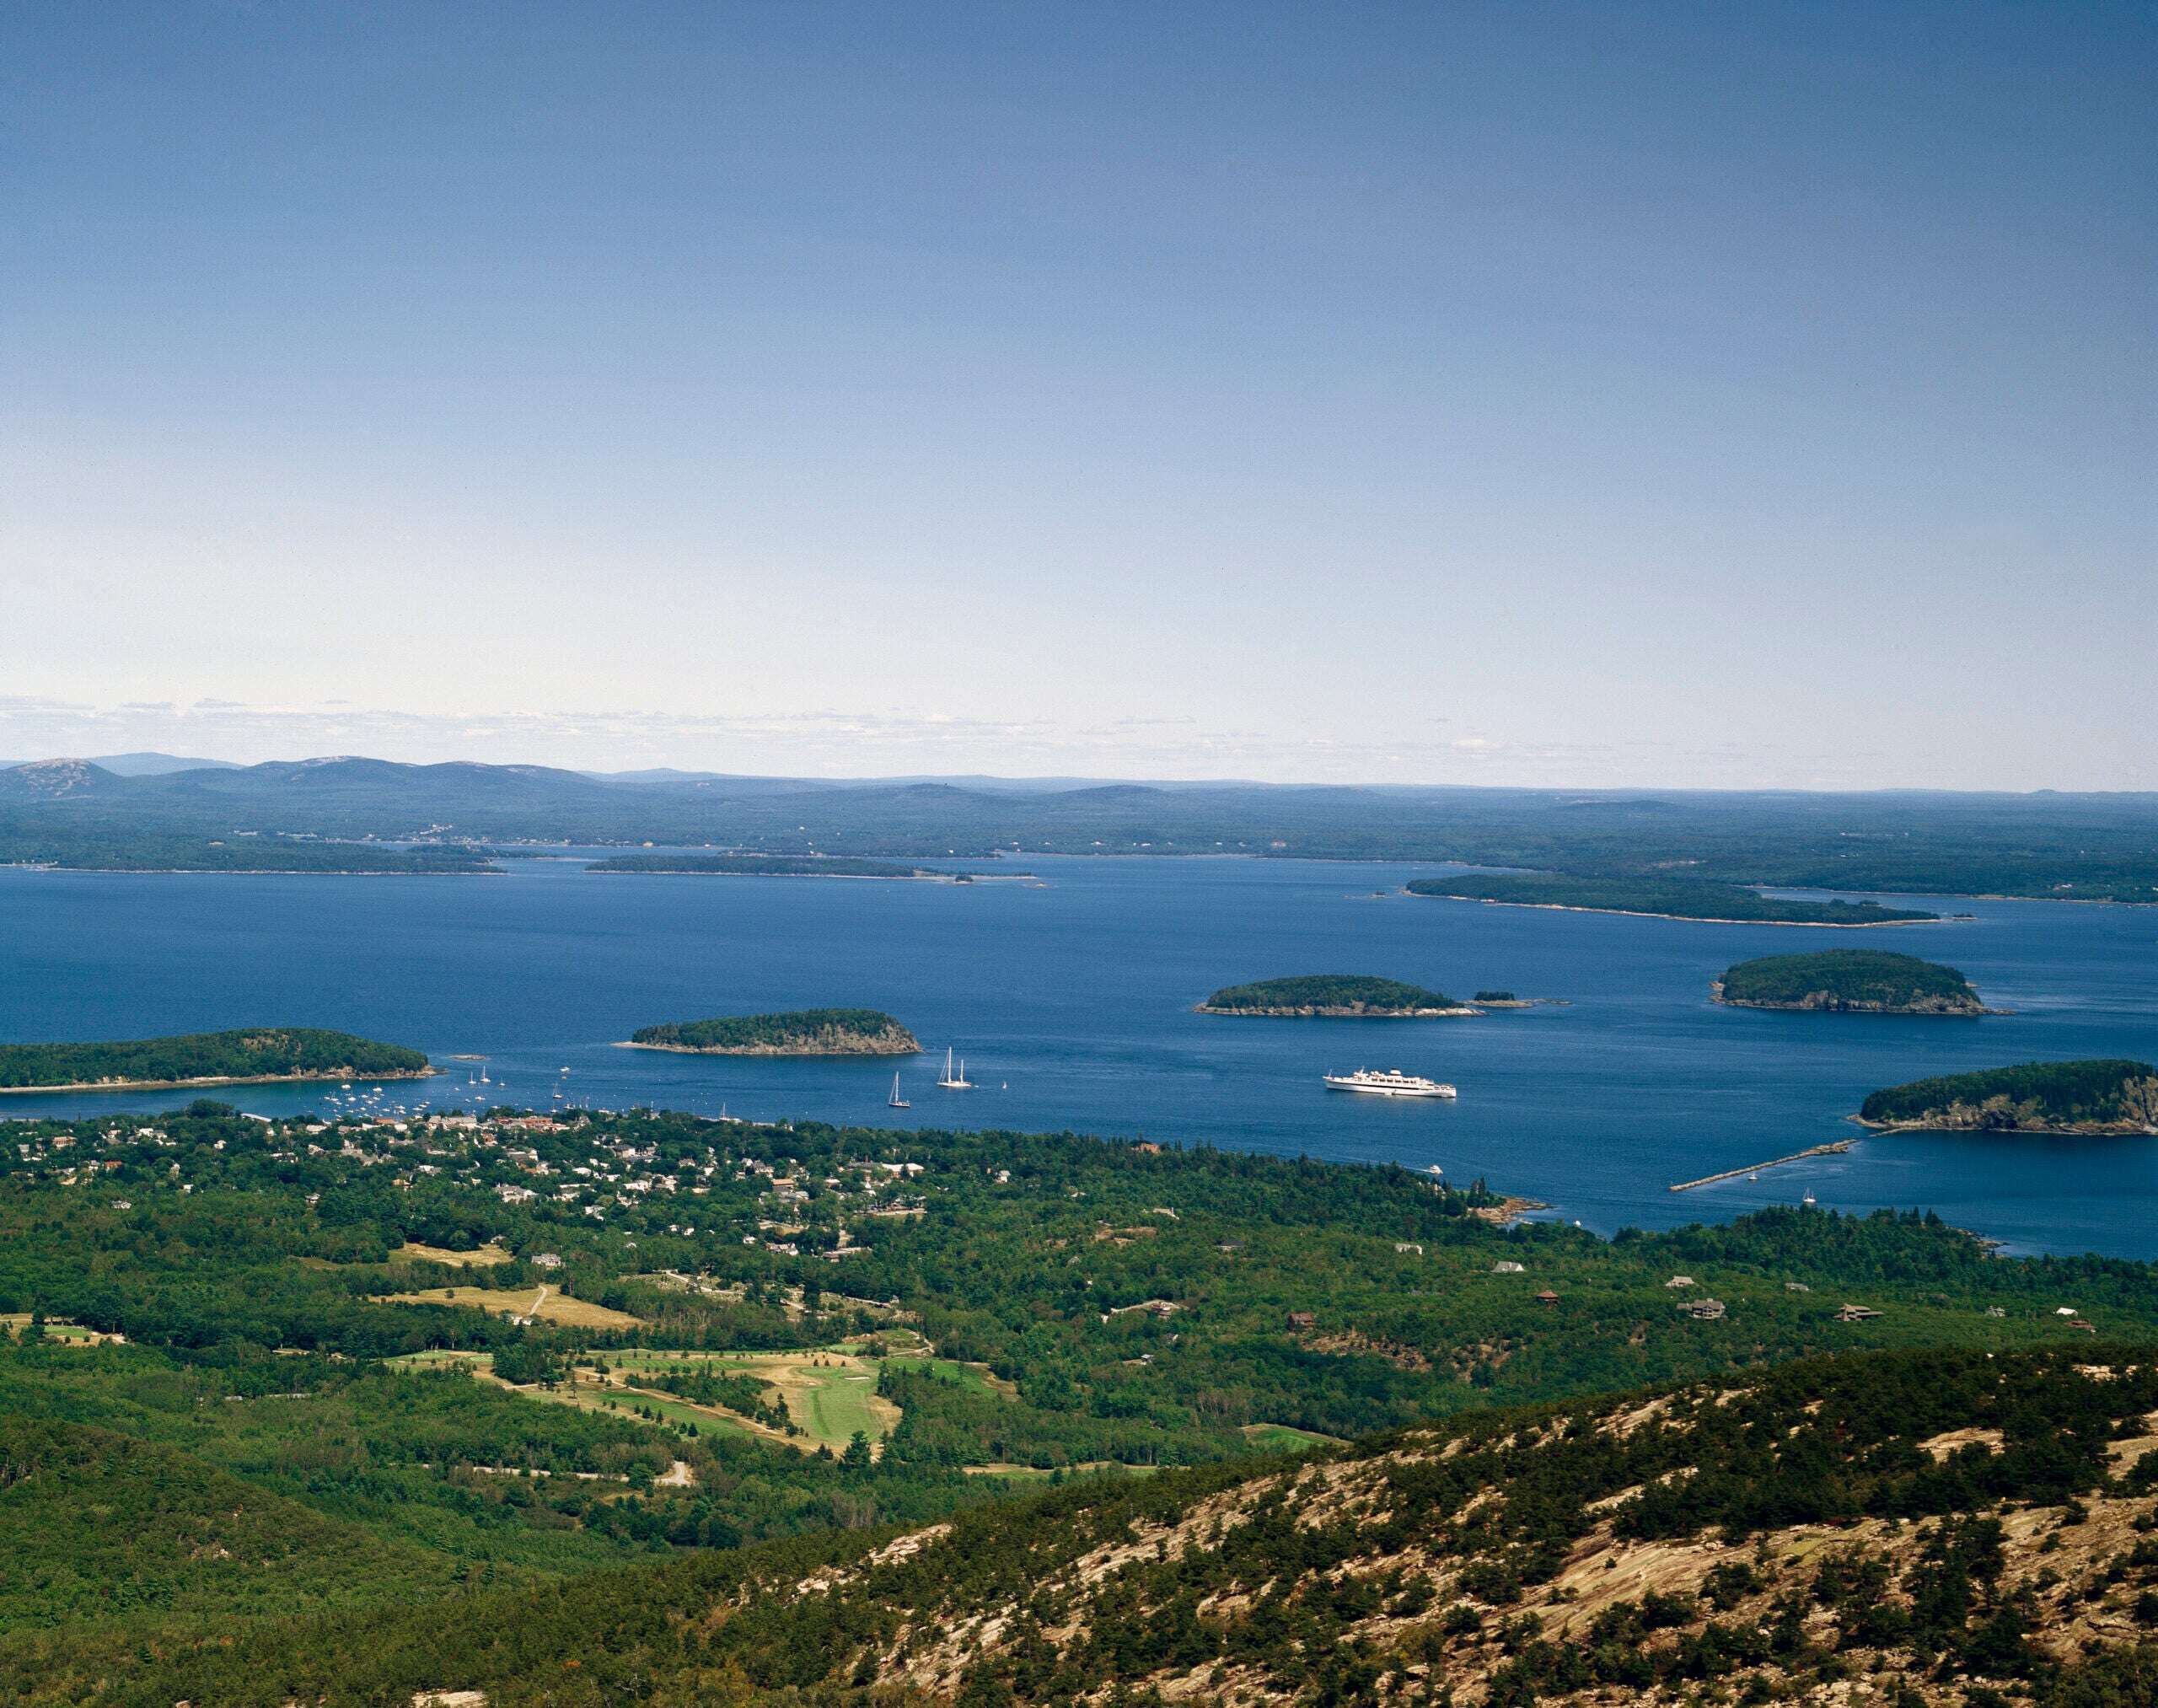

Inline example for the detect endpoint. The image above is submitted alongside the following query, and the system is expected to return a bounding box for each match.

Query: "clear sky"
[3,3,2150,787]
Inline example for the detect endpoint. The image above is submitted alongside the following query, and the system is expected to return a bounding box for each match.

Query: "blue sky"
[2,3,2150,787]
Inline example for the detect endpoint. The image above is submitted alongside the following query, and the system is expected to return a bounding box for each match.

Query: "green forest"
[1199,975,1467,1013]
[0,1028,432,1089]
[1860,1059,2158,1131]
[1715,949,1987,1012]
[628,1010,921,1054]
[2,1099,2156,1699]
[1407,873,1940,925]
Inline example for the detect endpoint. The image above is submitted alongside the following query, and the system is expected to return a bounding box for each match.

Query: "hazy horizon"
[5,3,2151,791]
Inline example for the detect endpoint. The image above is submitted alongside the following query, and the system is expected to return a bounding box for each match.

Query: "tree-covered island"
[625,1008,921,1056]
[586,854,963,879]
[1715,949,1996,1014]
[0,1028,434,1093]
[1407,872,1938,925]
[1858,1058,2158,1133]
[1197,975,1476,1016]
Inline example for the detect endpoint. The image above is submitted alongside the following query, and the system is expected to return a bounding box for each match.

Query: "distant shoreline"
[0,1067,440,1096]
[615,1039,921,1059]
[587,867,1034,883]
[1195,1004,1481,1018]
[0,864,496,877]
[1412,893,1935,928]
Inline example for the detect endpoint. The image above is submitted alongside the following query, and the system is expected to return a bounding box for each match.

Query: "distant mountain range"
[1,752,2155,898]
[0,751,239,776]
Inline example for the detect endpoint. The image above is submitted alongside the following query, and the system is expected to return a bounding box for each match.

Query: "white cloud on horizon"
[0,694,1936,791]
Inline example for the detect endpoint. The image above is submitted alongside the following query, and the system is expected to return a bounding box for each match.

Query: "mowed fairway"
[608,1347,899,1453]
[374,1284,644,1330]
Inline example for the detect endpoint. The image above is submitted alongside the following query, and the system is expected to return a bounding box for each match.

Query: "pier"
[1668,1140,1854,1194]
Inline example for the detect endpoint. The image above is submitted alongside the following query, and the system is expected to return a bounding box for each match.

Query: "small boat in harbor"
[888,1072,910,1109]
[1323,1068,1457,1099]
[937,1047,974,1090]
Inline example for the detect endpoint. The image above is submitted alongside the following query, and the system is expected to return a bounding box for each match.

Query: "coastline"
[587,868,1033,884]
[1412,894,1935,928]
[1710,983,2000,1017]
[615,1039,921,1059]
[1195,1004,1481,1018]
[1852,1114,2156,1137]
[0,1066,440,1096]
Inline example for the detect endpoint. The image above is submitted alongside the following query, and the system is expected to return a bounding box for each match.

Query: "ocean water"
[1,857,2152,1258]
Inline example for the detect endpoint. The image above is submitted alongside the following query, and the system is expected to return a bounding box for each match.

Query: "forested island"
[587,854,963,879]
[1197,974,1475,1016]
[1408,872,1938,926]
[0,1028,434,1093]
[625,1008,921,1056]
[1715,949,1994,1014]
[0,830,495,874]
[1859,1058,2158,1133]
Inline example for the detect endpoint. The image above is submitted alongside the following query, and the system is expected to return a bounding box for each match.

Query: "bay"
[1,856,2151,1258]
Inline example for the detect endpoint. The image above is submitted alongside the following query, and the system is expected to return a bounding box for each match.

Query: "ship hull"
[1323,1078,1457,1098]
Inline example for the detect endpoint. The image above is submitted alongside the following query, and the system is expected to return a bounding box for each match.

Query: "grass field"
[373,1285,644,1329]
[0,1314,122,1345]
[1239,1422,1344,1452]
[391,1240,512,1268]
[880,1353,1016,1398]
[604,1347,899,1452]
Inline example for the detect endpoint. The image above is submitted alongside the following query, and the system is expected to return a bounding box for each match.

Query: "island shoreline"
[615,1039,921,1059]
[0,1067,441,1096]
[1411,893,1937,927]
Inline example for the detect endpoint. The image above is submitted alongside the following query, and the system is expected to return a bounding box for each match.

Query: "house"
[1678,1297,1726,1320]
[2068,1319,2096,1334]
[1492,1260,1526,1275]
[1394,1242,1423,1255]
[1834,1303,1883,1323]
[1664,1276,1695,1289]
[1286,1311,1316,1332]
[1785,1281,1812,1293]
[1533,1291,1560,1308]
[531,1253,562,1269]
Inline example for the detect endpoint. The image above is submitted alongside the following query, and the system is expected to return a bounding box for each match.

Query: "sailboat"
[888,1072,910,1110]
[937,1047,973,1090]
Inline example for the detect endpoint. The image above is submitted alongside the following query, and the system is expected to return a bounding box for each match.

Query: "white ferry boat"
[1323,1067,1457,1099]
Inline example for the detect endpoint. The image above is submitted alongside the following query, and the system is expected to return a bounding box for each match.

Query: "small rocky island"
[625,1008,921,1056]
[1858,1059,2158,1134]
[1198,975,1477,1017]
[1715,950,1999,1015]
[0,1028,434,1093]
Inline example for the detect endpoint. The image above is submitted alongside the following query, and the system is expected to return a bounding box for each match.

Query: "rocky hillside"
[104,1345,2158,1705]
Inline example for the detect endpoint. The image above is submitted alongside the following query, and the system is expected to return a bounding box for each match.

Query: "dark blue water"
[2,857,2152,1257]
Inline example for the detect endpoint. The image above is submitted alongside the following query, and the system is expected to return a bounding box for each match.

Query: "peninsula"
[625,1008,921,1056]
[587,854,966,880]
[1197,975,1476,1017]
[1407,873,1938,926]
[0,1028,435,1093]
[1858,1059,2158,1134]
[1714,949,1997,1015]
